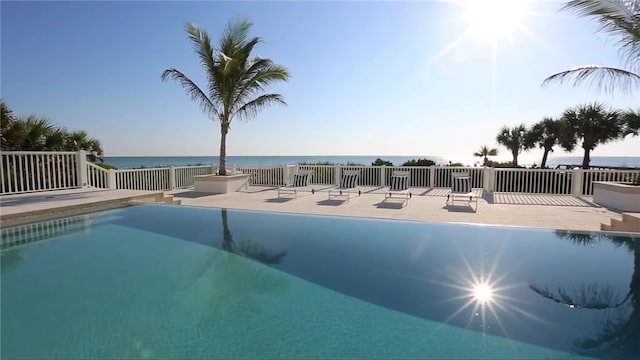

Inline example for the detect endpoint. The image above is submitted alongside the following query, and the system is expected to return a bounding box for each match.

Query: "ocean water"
[101,155,640,169]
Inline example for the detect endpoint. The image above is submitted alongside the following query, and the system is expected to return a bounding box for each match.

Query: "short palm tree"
[559,102,625,169]
[496,125,528,167]
[20,115,56,151]
[524,118,563,168]
[622,108,640,136]
[66,130,103,162]
[543,0,640,93]
[1,100,25,150]
[162,19,290,175]
[473,145,498,166]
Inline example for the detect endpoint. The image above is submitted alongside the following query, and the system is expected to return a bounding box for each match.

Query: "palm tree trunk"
[582,148,591,169]
[221,209,235,252]
[512,150,518,167]
[219,122,229,175]
[541,149,550,168]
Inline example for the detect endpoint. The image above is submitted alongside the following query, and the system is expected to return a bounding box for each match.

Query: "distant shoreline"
[101,155,640,169]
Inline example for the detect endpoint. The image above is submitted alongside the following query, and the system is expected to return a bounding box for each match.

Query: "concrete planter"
[193,173,250,194]
[593,181,640,212]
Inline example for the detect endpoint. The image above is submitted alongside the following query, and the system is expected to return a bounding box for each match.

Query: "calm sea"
[102,155,640,169]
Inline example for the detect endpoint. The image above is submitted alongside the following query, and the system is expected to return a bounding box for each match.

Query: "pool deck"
[0,188,166,226]
[168,186,627,232]
[0,186,633,233]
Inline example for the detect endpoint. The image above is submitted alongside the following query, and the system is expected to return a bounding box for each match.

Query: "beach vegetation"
[623,108,640,137]
[162,19,289,176]
[473,146,498,166]
[372,158,393,166]
[96,163,118,170]
[0,101,104,162]
[402,158,436,166]
[524,118,563,168]
[559,102,627,169]
[496,125,529,167]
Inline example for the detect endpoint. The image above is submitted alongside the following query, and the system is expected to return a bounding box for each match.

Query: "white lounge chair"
[328,170,361,202]
[384,171,412,206]
[277,170,314,199]
[446,172,478,211]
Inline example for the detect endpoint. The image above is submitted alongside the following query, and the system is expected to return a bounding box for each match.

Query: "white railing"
[2,151,638,198]
[175,165,214,188]
[86,163,110,189]
[298,165,336,185]
[1,151,81,195]
[237,166,285,186]
[493,168,573,194]
[581,170,639,196]
[115,167,171,191]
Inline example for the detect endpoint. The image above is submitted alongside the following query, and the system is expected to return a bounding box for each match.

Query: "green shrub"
[371,158,393,166]
[298,161,335,166]
[485,160,524,168]
[445,161,465,167]
[402,158,436,166]
[96,163,118,170]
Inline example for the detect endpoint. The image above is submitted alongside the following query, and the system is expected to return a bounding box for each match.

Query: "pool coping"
[0,190,165,227]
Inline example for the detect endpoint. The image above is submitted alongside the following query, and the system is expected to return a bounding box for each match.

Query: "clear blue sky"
[2,0,638,161]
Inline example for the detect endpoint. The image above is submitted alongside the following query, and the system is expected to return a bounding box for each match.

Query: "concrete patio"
[0,186,632,233]
[167,186,623,232]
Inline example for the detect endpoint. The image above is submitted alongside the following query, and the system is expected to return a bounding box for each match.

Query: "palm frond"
[185,24,217,90]
[543,64,640,93]
[233,62,289,109]
[161,68,219,119]
[232,94,287,121]
[562,0,640,70]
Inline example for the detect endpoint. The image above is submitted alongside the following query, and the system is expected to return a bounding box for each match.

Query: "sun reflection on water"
[431,244,547,337]
[472,282,494,304]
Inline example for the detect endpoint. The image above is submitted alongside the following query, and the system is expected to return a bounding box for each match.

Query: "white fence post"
[429,166,435,188]
[572,169,584,196]
[108,169,117,189]
[380,165,386,187]
[335,166,342,185]
[169,166,176,189]
[483,167,495,193]
[76,150,88,187]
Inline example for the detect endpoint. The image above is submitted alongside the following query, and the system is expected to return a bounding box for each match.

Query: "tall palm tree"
[496,125,528,167]
[543,0,640,93]
[523,117,564,168]
[473,145,498,166]
[162,19,290,175]
[560,102,625,169]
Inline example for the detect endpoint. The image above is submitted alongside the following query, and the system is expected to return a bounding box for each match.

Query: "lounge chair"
[328,170,361,202]
[277,170,314,199]
[384,171,412,206]
[446,172,478,210]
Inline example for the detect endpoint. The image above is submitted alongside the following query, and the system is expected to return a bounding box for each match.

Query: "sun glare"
[472,283,494,304]
[464,0,528,44]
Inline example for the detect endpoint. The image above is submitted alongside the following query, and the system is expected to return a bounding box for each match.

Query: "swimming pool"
[1,204,638,359]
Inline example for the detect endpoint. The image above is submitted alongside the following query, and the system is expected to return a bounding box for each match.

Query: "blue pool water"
[1,205,638,359]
